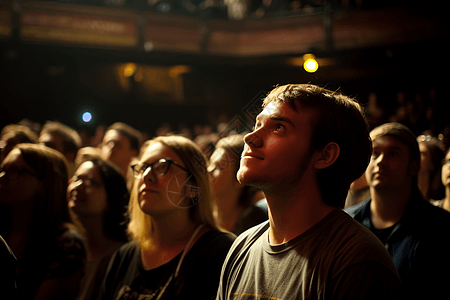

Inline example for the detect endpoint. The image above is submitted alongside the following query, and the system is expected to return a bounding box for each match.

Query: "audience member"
[417,134,445,201]
[346,122,450,299]
[68,157,129,300]
[431,147,450,212]
[1,124,38,163]
[74,146,103,169]
[193,133,219,159]
[100,135,235,300]
[100,122,142,178]
[208,134,267,235]
[217,84,401,300]
[38,121,82,176]
[0,143,86,300]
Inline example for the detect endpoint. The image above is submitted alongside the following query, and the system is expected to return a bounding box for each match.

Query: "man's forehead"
[257,101,286,119]
[373,135,409,150]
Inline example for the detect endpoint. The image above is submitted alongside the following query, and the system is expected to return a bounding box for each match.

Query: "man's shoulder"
[225,221,269,257]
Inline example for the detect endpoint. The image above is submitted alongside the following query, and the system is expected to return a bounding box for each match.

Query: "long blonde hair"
[127,135,220,250]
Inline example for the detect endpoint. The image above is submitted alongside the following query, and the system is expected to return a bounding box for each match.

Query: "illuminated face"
[419,142,434,173]
[136,142,193,215]
[237,101,317,193]
[101,130,136,172]
[441,150,450,187]
[68,161,108,215]
[208,148,239,199]
[0,149,42,207]
[366,136,416,191]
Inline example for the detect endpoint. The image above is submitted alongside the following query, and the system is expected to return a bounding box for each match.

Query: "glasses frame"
[0,166,41,181]
[69,175,103,187]
[131,158,190,179]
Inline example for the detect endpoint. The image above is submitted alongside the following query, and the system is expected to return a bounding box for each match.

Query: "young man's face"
[237,101,317,193]
[366,135,417,191]
[101,130,136,172]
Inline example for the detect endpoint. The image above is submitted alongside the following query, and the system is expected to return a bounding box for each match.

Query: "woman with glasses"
[68,156,129,300]
[100,135,235,300]
[0,143,86,300]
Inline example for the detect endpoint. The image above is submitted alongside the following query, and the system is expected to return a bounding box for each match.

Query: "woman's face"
[136,142,193,215]
[0,148,42,207]
[441,151,450,188]
[68,161,108,215]
[419,142,434,173]
[208,148,238,199]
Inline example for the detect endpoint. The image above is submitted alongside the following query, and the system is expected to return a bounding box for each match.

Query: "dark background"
[0,0,448,137]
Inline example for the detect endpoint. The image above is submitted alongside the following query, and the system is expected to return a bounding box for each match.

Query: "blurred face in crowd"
[418,142,434,174]
[68,161,108,215]
[135,142,192,215]
[101,130,136,172]
[0,148,42,207]
[208,147,239,199]
[441,150,450,188]
[39,133,65,155]
[366,136,416,191]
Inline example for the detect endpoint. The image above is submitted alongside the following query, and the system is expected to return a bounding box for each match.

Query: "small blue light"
[82,112,92,123]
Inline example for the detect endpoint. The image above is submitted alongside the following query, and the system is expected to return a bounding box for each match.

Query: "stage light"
[122,63,137,77]
[303,54,319,73]
[82,112,92,123]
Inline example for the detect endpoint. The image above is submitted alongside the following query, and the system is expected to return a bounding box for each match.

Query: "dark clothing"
[16,227,86,300]
[76,242,123,300]
[100,230,235,300]
[0,235,17,299]
[345,196,450,299]
[217,209,402,300]
[232,205,268,236]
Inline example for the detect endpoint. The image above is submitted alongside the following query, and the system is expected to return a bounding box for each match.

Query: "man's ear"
[314,142,340,170]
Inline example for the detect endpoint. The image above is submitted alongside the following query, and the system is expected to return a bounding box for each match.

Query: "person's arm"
[330,261,403,300]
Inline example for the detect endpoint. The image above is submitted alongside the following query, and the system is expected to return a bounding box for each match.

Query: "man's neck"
[370,187,411,229]
[265,186,336,245]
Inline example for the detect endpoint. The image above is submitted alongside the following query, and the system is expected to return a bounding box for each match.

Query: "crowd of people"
[1,83,450,299]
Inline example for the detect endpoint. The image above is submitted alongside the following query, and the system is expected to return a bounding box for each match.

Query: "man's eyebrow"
[373,145,403,152]
[270,114,295,127]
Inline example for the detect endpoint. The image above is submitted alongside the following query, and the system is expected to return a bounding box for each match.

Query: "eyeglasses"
[131,158,189,179]
[0,167,41,181]
[68,175,102,187]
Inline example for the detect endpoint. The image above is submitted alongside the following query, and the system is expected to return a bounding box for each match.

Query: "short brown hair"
[262,84,372,208]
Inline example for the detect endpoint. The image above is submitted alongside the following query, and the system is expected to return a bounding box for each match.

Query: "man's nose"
[244,130,263,148]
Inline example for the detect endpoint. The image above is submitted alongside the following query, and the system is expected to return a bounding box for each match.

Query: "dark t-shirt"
[16,227,86,300]
[217,209,402,300]
[100,230,235,300]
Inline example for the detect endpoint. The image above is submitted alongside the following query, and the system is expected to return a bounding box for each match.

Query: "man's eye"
[274,125,283,131]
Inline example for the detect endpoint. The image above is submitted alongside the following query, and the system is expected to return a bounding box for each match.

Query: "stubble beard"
[236,150,314,195]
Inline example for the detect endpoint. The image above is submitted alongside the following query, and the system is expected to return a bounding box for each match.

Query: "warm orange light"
[122,63,137,77]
